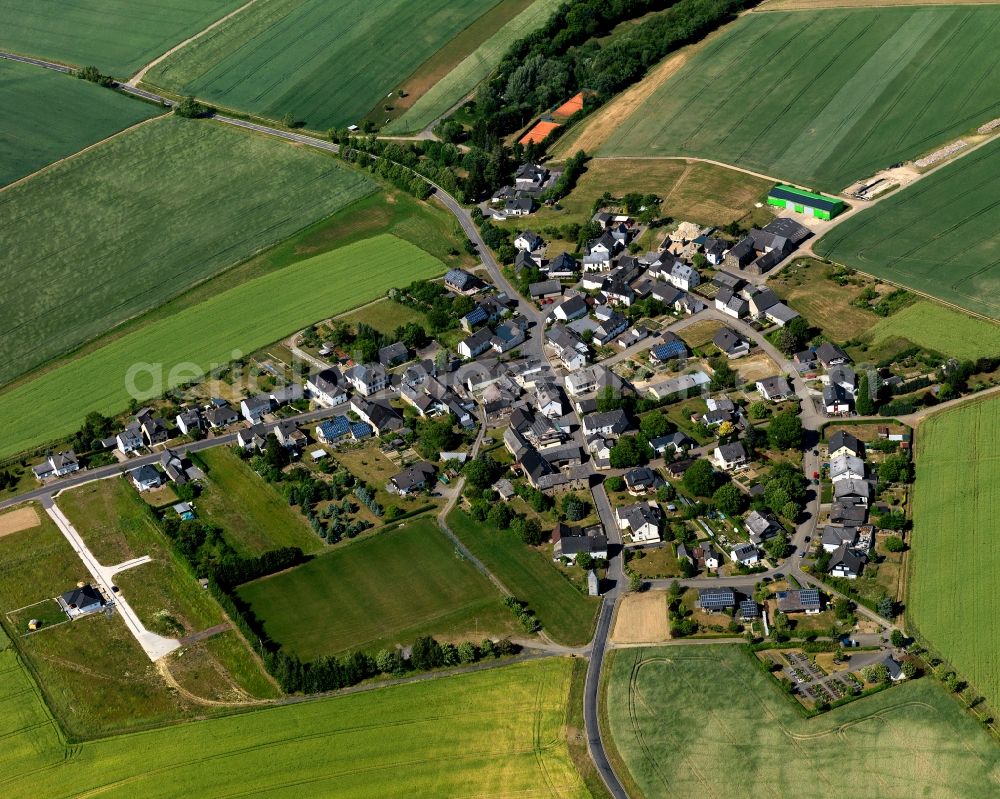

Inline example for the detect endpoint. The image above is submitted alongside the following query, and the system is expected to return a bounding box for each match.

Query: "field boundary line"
[127,0,262,86]
[0,115,163,194]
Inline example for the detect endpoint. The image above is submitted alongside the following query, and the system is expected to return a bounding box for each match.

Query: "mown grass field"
[0,60,161,186]
[447,509,599,646]
[196,447,322,556]
[908,396,1000,714]
[599,6,1000,191]
[0,116,374,387]
[865,301,1000,361]
[605,645,1000,799]
[385,0,562,134]
[815,138,1000,320]
[0,641,590,799]
[0,235,445,459]
[238,517,517,660]
[0,0,243,76]
[145,0,503,129]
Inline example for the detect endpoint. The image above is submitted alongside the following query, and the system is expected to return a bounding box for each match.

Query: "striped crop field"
[384,0,563,135]
[0,634,589,798]
[0,0,243,77]
[0,59,162,186]
[814,138,1000,321]
[908,396,1000,715]
[599,6,1000,191]
[0,116,374,387]
[606,645,1000,798]
[0,235,446,459]
[144,0,504,130]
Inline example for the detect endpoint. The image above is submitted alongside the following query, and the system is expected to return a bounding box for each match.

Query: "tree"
[683,459,717,497]
[561,493,588,521]
[856,373,875,415]
[487,503,515,530]
[639,410,670,439]
[876,595,895,619]
[609,435,651,468]
[577,552,594,570]
[656,483,675,502]
[767,410,803,450]
[629,572,643,592]
[775,316,809,356]
[781,501,800,522]
[464,455,500,490]
[712,483,745,517]
[884,535,905,553]
[710,359,737,391]
[863,663,890,684]
[410,636,443,671]
[605,476,624,492]
[515,517,543,545]
[175,95,210,118]
[457,641,478,664]
[901,660,917,679]
[596,385,624,412]
[890,629,906,648]
[717,420,736,440]
[375,648,401,674]
[748,401,769,421]
[764,532,790,561]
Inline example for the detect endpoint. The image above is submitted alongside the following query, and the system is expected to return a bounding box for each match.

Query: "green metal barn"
[767,185,845,220]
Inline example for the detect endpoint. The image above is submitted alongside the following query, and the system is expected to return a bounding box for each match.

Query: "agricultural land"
[605,645,1000,798]
[237,517,516,660]
[0,637,590,798]
[599,6,1000,191]
[144,0,506,130]
[384,0,563,135]
[0,234,446,459]
[864,302,1000,362]
[447,509,599,646]
[0,0,244,77]
[0,116,374,386]
[908,396,1000,713]
[814,137,1000,320]
[0,59,162,186]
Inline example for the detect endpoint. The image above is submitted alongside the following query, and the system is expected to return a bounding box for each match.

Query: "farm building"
[767,185,845,220]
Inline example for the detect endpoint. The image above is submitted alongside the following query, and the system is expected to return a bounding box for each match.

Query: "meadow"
[0,0,243,77]
[814,138,1000,320]
[144,0,503,129]
[908,396,1000,714]
[447,509,599,646]
[237,517,516,660]
[0,60,161,186]
[196,447,323,556]
[0,642,590,799]
[599,6,1000,191]
[385,0,563,134]
[865,302,1000,361]
[605,645,1000,799]
[0,235,445,459]
[0,116,374,387]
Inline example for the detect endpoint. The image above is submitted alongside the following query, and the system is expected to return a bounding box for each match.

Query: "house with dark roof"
[445,268,483,294]
[175,408,203,436]
[546,252,578,278]
[457,327,495,360]
[830,500,868,525]
[594,311,628,346]
[650,332,688,362]
[378,341,409,368]
[140,416,170,446]
[744,510,780,544]
[624,467,658,495]
[205,403,239,428]
[649,432,691,458]
[731,542,759,565]
[306,368,348,407]
[815,342,849,368]
[756,375,793,402]
[315,416,351,444]
[615,502,662,544]
[829,430,863,459]
[529,279,562,300]
[553,294,588,322]
[829,543,865,579]
[388,462,436,495]
[776,588,822,614]
[698,588,736,612]
[130,464,163,492]
[491,319,526,353]
[350,397,404,436]
[515,230,544,252]
[713,327,750,359]
[822,525,858,553]
[344,362,389,396]
[552,523,608,562]
[116,424,143,455]
[32,450,80,481]
[714,442,748,471]
[59,584,104,618]
[582,409,629,438]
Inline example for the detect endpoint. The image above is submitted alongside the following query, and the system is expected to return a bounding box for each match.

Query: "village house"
[829,430,863,459]
[350,397,404,436]
[388,462,436,496]
[834,479,872,506]
[444,268,484,295]
[594,312,629,346]
[616,502,662,544]
[830,454,866,483]
[378,341,409,368]
[713,327,750,359]
[715,288,749,319]
[344,363,389,396]
[698,587,736,612]
[514,230,544,252]
[535,382,565,418]
[205,402,239,429]
[58,583,104,618]
[315,416,350,445]
[32,450,80,481]
[822,525,858,553]
[582,409,630,438]
[756,375,793,402]
[116,424,143,455]
[241,395,272,424]
[624,466,659,495]
[552,523,608,563]
[306,368,348,407]
[458,327,495,360]
[491,319,526,353]
[829,543,865,579]
[175,409,203,436]
[552,294,588,323]
[714,442,748,471]
[546,325,589,370]
[649,432,691,458]
[649,332,688,363]
[130,464,163,492]
[744,510,780,543]
[816,342,850,368]
[730,542,759,566]
[776,588,822,615]
[546,252,578,279]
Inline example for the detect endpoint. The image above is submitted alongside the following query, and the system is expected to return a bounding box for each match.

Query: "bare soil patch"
[735,352,779,383]
[0,507,41,538]
[611,590,671,644]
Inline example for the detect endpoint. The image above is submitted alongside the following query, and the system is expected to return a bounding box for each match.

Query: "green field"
[815,138,1000,320]
[447,509,599,646]
[0,640,590,799]
[0,234,445,459]
[145,0,503,129]
[865,301,1000,361]
[909,396,1000,714]
[196,447,322,556]
[0,116,373,387]
[385,0,562,134]
[606,645,1000,798]
[0,59,161,186]
[0,0,243,76]
[600,6,1000,191]
[237,517,516,660]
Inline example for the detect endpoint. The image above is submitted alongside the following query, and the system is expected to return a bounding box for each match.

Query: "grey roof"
[445,268,481,290]
[830,501,868,524]
[130,464,161,485]
[698,588,735,609]
[713,327,747,354]
[829,542,865,575]
[776,588,821,613]
[61,584,103,609]
[518,230,544,249]
[549,251,578,273]
[378,341,409,366]
[829,430,862,456]
[556,294,588,317]
[717,441,747,462]
[583,408,630,434]
[391,461,435,491]
[822,525,857,548]
[758,375,792,397]
[308,368,344,394]
[766,302,800,324]
[528,279,561,297]
[460,327,495,353]
[815,342,849,366]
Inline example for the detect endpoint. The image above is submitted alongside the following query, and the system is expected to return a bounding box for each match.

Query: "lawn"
[533,158,773,230]
[0,0,243,76]
[338,297,427,335]
[0,116,374,387]
[815,138,1000,321]
[599,6,1000,191]
[196,447,323,556]
[144,0,505,130]
[385,0,563,134]
[447,509,599,646]
[865,302,1000,361]
[237,517,517,660]
[0,59,162,186]
[0,643,590,799]
[908,396,1000,714]
[0,234,446,459]
[57,477,224,637]
[605,645,1000,799]
[769,258,878,342]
